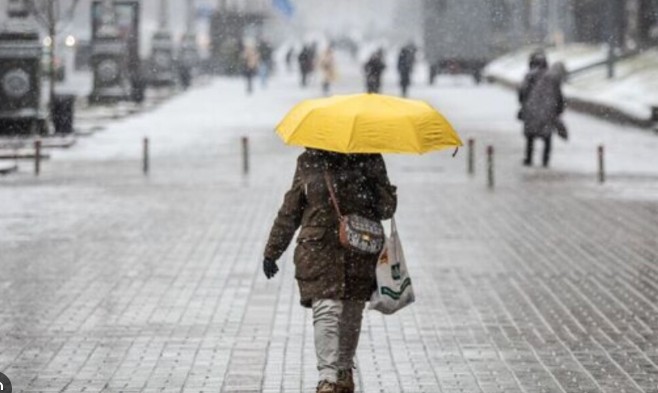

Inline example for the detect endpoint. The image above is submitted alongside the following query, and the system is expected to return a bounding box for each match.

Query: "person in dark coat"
[397,43,416,97]
[298,44,316,87]
[518,51,548,166]
[364,49,386,93]
[263,148,397,393]
[522,62,567,167]
[518,50,548,111]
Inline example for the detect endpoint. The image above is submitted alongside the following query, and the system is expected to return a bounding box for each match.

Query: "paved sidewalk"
[1,66,657,393]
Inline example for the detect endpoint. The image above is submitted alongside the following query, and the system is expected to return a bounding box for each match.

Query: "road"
[1,59,657,393]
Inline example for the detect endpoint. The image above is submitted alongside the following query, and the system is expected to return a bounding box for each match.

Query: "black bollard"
[242,136,249,174]
[467,138,475,175]
[487,145,494,189]
[143,137,149,175]
[598,145,605,184]
[34,140,41,176]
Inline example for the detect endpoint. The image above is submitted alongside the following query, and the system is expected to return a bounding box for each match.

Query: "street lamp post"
[606,0,625,79]
[47,0,56,114]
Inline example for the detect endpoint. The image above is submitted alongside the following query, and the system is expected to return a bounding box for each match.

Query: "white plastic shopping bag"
[369,218,415,314]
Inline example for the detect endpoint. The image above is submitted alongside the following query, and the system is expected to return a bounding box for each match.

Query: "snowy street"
[1,58,658,393]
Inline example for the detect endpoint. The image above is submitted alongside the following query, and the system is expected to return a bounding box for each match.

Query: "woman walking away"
[522,62,567,168]
[262,149,397,393]
[364,49,386,93]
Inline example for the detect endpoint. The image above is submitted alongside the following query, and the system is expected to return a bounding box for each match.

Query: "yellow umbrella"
[276,93,462,154]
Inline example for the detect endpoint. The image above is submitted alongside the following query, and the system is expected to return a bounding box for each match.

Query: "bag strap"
[323,170,343,218]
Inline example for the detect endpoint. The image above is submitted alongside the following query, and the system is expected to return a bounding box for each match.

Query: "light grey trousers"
[312,299,366,383]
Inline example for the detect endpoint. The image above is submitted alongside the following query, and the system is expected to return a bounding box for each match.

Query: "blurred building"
[523,0,658,49]
[208,0,271,75]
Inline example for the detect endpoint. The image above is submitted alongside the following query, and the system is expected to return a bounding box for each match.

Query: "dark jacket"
[397,46,416,85]
[518,68,545,107]
[365,54,386,93]
[522,66,565,138]
[264,150,397,307]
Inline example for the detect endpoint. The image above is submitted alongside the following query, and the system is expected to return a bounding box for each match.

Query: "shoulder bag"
[324,171,385,254]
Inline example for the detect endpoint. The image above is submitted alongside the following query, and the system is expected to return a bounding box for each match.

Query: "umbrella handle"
[452,147,459,157]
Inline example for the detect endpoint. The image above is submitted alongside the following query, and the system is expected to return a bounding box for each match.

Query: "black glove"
[263,258,279,279]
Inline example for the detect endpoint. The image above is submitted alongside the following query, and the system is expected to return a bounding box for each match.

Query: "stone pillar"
[179,0,199,75]
[149,0,176,87]
[0,0,48,134]
[89,0,131,104]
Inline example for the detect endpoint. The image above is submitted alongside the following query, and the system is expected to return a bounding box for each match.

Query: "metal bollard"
[143,137,149,175]
[598,145,605,184]
[467,138,475,175]
[242,136,249,174]
[34,139,41,176]
[486,145,494,189]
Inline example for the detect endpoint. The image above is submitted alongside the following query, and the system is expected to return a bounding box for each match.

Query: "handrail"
[567,50,642,77]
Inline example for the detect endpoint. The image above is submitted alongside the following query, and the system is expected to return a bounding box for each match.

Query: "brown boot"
[317,380,337,393]
[337,369,354,393]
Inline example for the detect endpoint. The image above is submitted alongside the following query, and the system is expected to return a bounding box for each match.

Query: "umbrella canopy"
[276,93,462,154]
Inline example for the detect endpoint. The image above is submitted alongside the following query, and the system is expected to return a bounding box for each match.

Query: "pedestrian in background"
[177,61,192,90]
[298,43,317,87]
[364,49,386,93]
[319,45,337,95]
[397,43,416,97]
[258,39,274,88]
[518,50,548,165]
[521,61,567,167]
[518,50,548,119]
[262,149,397,393]
[285,47,295,73]
[242,43,260,94]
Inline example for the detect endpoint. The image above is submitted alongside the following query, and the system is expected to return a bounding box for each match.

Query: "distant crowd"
[241,39,419,97]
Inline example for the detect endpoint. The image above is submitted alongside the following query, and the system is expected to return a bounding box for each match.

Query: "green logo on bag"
[391,263,401,280]
[380,278,412,300]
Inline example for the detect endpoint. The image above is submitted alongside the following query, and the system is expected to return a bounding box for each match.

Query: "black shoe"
[522,159,532,167]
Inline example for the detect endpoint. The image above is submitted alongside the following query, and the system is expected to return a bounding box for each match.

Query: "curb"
[485,75,655,129]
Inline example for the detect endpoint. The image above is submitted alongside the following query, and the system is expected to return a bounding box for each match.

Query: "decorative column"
[89,0,131,103]
[0,0,48,134]
[149,0,176,87]
[179,0,199,73]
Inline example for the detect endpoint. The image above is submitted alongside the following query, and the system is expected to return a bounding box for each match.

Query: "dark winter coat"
[298,46,315,74]
[365,55,386,93]
[522,66,565,138]
[397,46,416,86]
[518,68,545,109]
[264,150,397,308]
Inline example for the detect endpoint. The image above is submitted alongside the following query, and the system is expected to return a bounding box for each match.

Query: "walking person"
[397,43,416,97]
[258,39,274,88]
[285,47,295,73]
[518,50,548,119]
[521,61,567,167]
[364,49,386,93]
[319,45,337,95]
[262,149,397,393]
[242,43,260,94]
[298,44,316,87]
